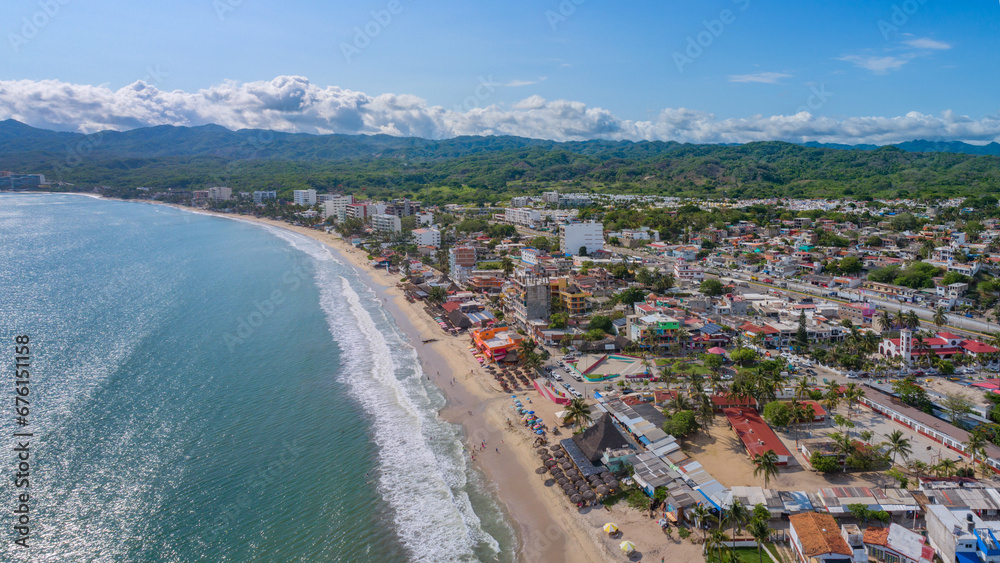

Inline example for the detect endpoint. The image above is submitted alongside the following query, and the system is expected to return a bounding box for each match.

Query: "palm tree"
[829,431,856,473]
[500,256,514,277]
[874,313,891,334]
[965,431,989,476]
[697,394,715,435]
[668,393,691,414]
[707,529,731,563]
[747,518,772,563]
[843,383,865,422]
[562,398,592,430]
[935,458,958,478]
[904,310,921,331]
[885,430,912,467]
[727,498,750,539]
[823,383,841,415]
[907,459,929,483]
[933,306,948,328]
[691,503,714,541]
[752,450,780,488]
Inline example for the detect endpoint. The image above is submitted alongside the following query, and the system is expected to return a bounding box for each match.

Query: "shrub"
[809,453,841,473]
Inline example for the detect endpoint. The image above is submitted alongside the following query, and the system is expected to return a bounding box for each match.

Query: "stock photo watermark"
[8,0,72,53]
[878,0,929,40]
[545,0,585,31]
[672,0,750,73]
[797,84,833,114]
[213,0,245,22]
[452,76,497,113]
[340,0,408,64]
[222,263,308,352]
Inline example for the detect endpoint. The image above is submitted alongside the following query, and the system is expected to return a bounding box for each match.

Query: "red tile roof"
[863,526,890,547]
[790,513,852,557]
[724,408,791,459]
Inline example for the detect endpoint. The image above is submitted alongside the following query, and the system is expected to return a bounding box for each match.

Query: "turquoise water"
[0,194,515,562]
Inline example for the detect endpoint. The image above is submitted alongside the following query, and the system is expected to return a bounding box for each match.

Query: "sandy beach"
[149,207,618,562]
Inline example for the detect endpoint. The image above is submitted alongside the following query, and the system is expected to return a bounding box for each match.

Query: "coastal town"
[185,185,1000,563]
[18,178,1000,563]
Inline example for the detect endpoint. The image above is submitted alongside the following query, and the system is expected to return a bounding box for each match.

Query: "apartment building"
[559,222,604,256]
[371,214,401,233]
[207,186,232,200]
[293,189,317,206]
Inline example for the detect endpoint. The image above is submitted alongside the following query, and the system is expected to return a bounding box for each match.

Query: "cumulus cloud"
[728,72,791,84]
[1,76,999,145]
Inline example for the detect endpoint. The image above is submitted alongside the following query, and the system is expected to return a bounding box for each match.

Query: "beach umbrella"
[600,472,612,479]
[574,479,587,488]
[557,477,569,485]
[554,450,567,458]
[535,467,548,475]
[583,491,596,500]
[603,523,618,535]
[528,411,535,414]
[535,430,545,435]
[562,483,575,493]
[588,474,603,483]
[570,494,583,504]
[620,541,636,554]
[544,459,557,468]
[596,485,610,495]
[536,447,548,455]
[548,445,562,452]
[606,480,620,489]
[560,461,573,470]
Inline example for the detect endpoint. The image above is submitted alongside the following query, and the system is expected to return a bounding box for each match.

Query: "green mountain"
[2,120,999,203]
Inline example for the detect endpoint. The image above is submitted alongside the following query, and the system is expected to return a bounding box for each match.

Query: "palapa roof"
[571,413,630,463]
[789,512,852,557]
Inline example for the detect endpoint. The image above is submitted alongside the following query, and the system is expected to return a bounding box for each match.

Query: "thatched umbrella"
[570,494,583,504]
[574,480,587,488]
[548,445,562,453]
[562,483,575,493]
[544,459,557,468]
[536,447,548,455]
[566,469,580,479]
[596,485,610,495]
[560,461,573,470]
[605,480,620,490]
[600,472,613,479]
[588,474,603,483]
[557,477,569,486]
[582,491,596,500]
[554,450,567,458]
[535,467,548,475]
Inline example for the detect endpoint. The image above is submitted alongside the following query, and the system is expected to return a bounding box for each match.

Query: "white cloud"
[728,72,791,84]
[837,54,911,74]
[904,38,952,50]
[1,76,999,145]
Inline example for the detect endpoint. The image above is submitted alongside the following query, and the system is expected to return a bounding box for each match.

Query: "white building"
[673,259,705,282]
[322,195,354,221]
[504,207,541,228]
[542,191,560,205]
[416,212,434,226]
[293,189,317,207]
[207,186,232,201]
[253,190,276,204]
[559,222,604,256]
[510,196,530,207]
[411,228,441,248]
[371,214,401,233]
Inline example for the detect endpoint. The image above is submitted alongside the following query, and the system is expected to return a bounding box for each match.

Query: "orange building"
[471,326,524,361]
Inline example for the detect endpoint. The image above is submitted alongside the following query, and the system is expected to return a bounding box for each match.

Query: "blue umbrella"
[528,411,535,414]
[535,430,545,434]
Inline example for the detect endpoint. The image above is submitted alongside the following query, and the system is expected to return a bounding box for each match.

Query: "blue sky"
[1,0,998,143]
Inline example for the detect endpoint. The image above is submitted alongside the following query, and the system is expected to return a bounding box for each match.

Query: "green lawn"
[704,546,775,563]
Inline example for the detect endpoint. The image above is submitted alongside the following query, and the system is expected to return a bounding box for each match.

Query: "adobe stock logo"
[672,0,750,73]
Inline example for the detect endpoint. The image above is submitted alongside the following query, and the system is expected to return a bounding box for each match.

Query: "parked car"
[572,374,583,382]
[552,374,563,381]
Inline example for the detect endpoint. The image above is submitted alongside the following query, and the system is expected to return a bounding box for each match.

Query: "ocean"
[0,193,516,562]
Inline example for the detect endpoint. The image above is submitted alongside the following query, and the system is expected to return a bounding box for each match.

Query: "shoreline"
[123,202,607,563]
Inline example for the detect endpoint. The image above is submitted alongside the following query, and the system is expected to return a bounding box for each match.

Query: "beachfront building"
[859,386,1000,473]
[549,277,591,317]
[863,524,934,563]
[559,222,604,256]
[322,195,354,221]
[838,302,876,326]
[449,246,477,286]
[788,512,856,563]
[673,259,705,283]
[508,272,551,329]
[411,228,441,248]
[345,203,369,222]
[293,189,317,206]
[385,198,421,218]
[724,408,792,465]
[470,326,523,362]
[207,186,231,201]
[626,313,680,350]
[253,190,276,204]
[371,214,402,234]
[878,330,999,364]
